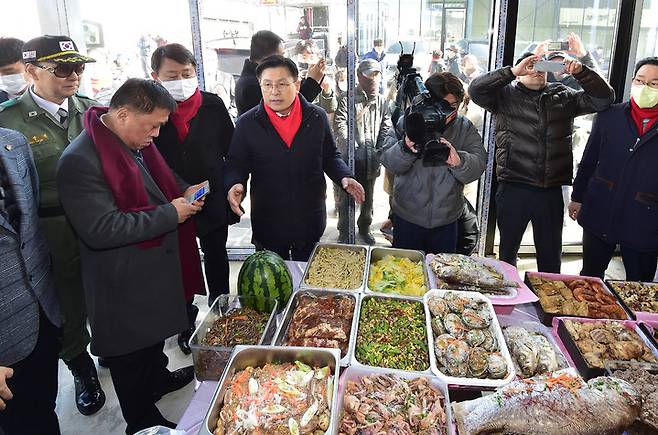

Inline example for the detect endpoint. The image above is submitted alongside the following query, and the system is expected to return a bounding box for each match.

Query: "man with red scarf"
[226,55,365,261]
[56,78,206,434]
[569,57,658,281]
[150,43,235,354]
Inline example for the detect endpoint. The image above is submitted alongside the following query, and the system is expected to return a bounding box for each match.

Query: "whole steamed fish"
[453,369,641,435]
[430,254,519,291]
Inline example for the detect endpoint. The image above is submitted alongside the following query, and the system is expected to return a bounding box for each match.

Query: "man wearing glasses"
[569,57,658,281]
[0,35,105,416]
[226,55,365,261]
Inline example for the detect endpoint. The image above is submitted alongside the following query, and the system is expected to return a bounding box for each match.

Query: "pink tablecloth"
[176,381,217,434]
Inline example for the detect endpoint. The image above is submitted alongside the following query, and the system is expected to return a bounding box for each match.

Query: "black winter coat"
[235,59,322,116]
[469,66,614,188]
[224,96,353,247]
[572,103,658,252]
[155,91,236,237]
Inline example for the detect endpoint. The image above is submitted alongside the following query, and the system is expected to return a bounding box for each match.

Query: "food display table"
[177,251,658,435]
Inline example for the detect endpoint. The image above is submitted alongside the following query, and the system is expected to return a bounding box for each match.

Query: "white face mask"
[161,77,198,102]
[0,73,28,97]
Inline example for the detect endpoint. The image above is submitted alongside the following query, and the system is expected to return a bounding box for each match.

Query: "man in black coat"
[150,44,235,353]
[235,30,324,115]
[56,79,202,434]
[225,56,365,261]
[469,51,614,273]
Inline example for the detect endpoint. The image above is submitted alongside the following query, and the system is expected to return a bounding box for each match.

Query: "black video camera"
[395,43,458,167]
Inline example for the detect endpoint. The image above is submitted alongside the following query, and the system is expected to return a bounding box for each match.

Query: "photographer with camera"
[381,72,486,254]
[469,51,614,272]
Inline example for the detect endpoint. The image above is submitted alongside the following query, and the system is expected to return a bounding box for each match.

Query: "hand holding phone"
[547,41,569,51]
[533,60,566,74]
[186,181,210,204]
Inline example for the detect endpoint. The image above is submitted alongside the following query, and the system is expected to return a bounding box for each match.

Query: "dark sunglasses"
[35,63,85,78]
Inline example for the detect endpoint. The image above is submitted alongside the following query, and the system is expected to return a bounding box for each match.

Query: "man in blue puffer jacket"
[569,57,658,281]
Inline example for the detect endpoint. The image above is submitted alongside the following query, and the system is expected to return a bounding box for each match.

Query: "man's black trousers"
[496,182,564,273]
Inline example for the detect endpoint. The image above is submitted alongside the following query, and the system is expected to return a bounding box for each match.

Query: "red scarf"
[263,95,302,148]
[84,106,205,301]
[170,88,202,143]
[630,98,658,135]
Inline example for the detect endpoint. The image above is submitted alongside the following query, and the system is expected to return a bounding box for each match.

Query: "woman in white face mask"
[568,57,658,281]
[149,43,236,355]
[0,37,28,103]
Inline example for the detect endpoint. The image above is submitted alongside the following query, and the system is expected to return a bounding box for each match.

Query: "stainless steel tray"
[273,289,359,366]
[365,247,430,299]
[200,345,341,435]
[332,365,454,435]
[189,294,279,381]
[300,242,369,292]
[351,293,432,374]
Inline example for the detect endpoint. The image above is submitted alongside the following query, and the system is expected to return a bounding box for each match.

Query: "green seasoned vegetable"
[355,297,429,371]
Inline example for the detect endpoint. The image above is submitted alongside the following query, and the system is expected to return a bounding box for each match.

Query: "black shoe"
[337,232,349,244]
[359,231,376,245]
[177,327,193,355]
[67,352,106,416]
[154,366,195,400]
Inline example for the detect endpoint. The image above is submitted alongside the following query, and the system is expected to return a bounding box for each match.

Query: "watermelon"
[238,250,293,312]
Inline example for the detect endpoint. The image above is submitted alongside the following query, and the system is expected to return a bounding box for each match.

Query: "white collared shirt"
[29,86,69,123]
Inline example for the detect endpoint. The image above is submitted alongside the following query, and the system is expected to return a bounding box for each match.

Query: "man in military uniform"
[0,35,105,416]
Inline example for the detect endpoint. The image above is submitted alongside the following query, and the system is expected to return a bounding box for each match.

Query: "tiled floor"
[55,254,632,434]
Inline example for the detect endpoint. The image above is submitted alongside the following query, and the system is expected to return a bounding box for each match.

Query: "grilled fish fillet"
[453,370,641,435]
[431,254,519,289]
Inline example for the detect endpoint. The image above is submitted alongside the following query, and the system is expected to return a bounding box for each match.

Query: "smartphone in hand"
[534,60,566,74]
[547,41,569,51]
[186,182,210,203]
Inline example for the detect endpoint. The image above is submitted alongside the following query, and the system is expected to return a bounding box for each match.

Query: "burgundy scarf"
[170,88,202,143]
[84,106,204,301]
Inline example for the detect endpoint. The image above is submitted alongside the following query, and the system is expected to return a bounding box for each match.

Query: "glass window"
[71,0,193,104]
[198,0,348,250]
[616,1,658,105]
[493,0,619,254]
[636,0,658,59]
[628,0,658,100]
[1,0,41,40]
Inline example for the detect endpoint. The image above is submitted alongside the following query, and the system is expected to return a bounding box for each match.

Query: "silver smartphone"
[186,182,210,203]
[547,41,569,51]
[534,60,566,74]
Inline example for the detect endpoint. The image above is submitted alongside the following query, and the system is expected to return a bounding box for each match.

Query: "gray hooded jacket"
[380,115,486,228]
